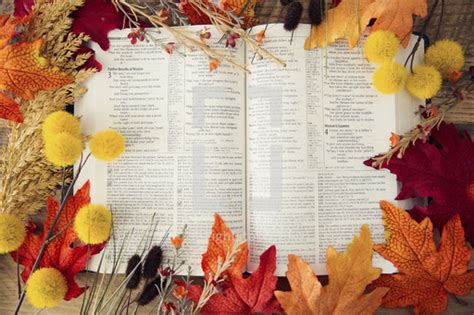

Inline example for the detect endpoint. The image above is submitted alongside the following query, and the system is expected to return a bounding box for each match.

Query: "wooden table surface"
[1,0,474,314]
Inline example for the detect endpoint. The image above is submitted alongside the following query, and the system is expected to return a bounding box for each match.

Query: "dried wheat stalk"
[0,0,95,220]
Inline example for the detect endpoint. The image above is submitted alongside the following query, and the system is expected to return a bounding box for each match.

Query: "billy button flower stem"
[14,153,92,315]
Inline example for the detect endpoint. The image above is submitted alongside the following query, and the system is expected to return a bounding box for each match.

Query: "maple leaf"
[0,14,32,48]
[201,213,248,280]
[361,0,428,47]
[13,0,35,17]
[369,201,474,314]
[275,225,388,315]
[365,123,474,245]
[71,0,125,51]
[188,246,281,314]
[304,0,375,49]
[0,92,23,123]
[12,181,105,300]
[0,39,73,99]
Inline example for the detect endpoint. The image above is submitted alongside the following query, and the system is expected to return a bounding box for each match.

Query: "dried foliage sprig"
[0,0,95,221]
[371,75,474,168]
[192,237,247,315]
[112,0,285,72]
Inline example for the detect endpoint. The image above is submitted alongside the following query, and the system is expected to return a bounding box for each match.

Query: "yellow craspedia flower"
[88,129,125,161]
[425,40,464,78]
[26,268,67,309]
[372,62,407,94]
[0,213,25,253]
[44,132,83,167]
[406,65,442,99]
[74,204,112,244]
[43,111,81,140]
[364,30,400,64]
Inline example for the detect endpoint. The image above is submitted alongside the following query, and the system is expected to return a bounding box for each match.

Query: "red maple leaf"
[188,246,281,314]
[11,181,105,300]
[71,0,125,51]
[13,0,35,17]
[365,123,474,245]
[0,92,23,123]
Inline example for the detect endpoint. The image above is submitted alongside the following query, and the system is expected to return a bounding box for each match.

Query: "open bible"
[76,23,423,276]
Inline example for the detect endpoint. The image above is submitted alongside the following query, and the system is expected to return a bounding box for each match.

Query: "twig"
[14,153,92,315]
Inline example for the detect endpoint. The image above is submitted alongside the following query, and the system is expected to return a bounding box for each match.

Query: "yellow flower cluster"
[43,111,126,165]
[0,213,26,253]
[365,32,463,100]
[43,111,83,167]
[74,203,112,244]
[26,268,68,308]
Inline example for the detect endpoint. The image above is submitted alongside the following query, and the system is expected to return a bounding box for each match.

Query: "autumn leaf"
[188,246,281,314]
[361,0,428,47]
[365,123,474,245]
[369,201,474,314]
[0,39,73,99]
[0,92,23,123]
[13,0,35,17]
[275,225,388,315]
[201,213,248,280]
[71,0,125,51]
[0,14,32,48]
[12,181,105,300]
[304,0,375,49]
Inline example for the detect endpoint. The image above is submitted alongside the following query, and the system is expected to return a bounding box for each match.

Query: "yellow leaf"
[275,225,389,315]
[304,0,375,50]
[361,0,428,47]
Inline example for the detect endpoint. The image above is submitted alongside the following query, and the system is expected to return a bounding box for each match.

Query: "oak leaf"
[0,39,73,99]
[0,92,23,123]
[365,123,474,245]
[304,0,375,49]
[201,213,248,280]
[188,246,281,314]
[12,181,105,300]
[275,225,388,315]
[369,201,474,314]
[361,0,428,47]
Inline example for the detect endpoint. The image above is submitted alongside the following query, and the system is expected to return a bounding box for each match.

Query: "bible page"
[76,25,246,274]
[245,24,423,275]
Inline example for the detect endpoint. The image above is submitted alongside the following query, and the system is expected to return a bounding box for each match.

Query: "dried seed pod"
[309,0,324,26]
[280,0,294,5]
[136,277,160,305]
[143,245,163,279]
[284,1,303,31]
[125,254,142,289]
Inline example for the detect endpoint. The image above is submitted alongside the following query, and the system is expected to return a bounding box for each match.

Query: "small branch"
[14,153,92,315]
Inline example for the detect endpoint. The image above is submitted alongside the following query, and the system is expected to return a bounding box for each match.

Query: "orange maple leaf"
[201,213,248,280]
[0,92,23,123]
[0,39,73,99]
[0,14,32,48]
[304,0,375,50]
[275,225,389,315]
[361,0,428,47]
[369,201,474,314]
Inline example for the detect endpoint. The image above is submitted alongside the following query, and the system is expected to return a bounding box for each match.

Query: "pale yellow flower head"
[43,111,81,140]
[0,213,25,253]
[26,268,68,309]
[88,129,125,162]
[74,204,112,245]
[44,132,83,167]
